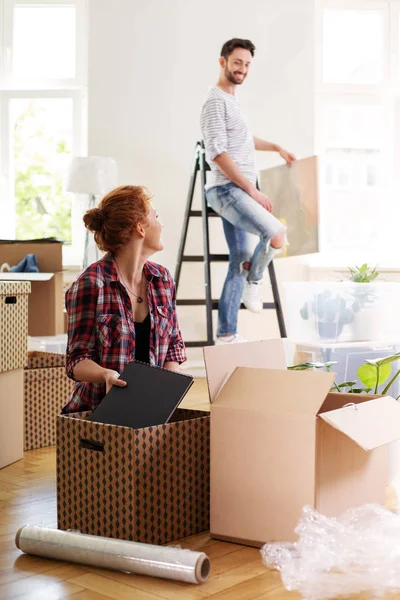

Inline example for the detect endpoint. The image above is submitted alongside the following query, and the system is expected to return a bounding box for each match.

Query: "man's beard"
[225,67,246,85]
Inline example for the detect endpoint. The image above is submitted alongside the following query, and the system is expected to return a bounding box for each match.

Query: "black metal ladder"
[174,141,286,348]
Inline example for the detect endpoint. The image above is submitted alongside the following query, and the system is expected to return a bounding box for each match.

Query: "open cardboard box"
[0,240,64,336]
[204,339,400,546]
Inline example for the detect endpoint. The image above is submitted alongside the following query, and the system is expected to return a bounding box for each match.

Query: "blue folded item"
[10,253,39,273]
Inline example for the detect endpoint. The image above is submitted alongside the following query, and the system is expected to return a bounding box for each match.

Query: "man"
[200,38,295,344]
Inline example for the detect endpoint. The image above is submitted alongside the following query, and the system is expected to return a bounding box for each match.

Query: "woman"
[62,185,186,413]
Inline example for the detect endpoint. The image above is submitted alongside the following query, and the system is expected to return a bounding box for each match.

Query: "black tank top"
[134,313,150,364]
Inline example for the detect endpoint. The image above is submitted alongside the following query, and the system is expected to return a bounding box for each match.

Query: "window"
[322,9,385,85]
[316,0,400,254]
[11,5,77,80]
[0,0,87,266]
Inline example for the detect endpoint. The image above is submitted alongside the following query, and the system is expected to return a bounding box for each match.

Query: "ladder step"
[189,209,219,217]
[184,341,211,348]
[182,254,229,262]
[177,299,277,310]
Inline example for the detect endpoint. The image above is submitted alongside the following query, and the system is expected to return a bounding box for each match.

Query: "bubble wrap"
[261,504,400,600]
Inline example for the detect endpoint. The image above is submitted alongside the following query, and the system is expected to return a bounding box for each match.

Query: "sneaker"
[215,334,247,345]
[242,281,263,313]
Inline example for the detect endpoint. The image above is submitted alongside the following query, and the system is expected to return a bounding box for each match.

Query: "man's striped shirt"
[200,85,257,190]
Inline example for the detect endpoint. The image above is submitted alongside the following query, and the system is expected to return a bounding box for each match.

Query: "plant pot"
[350,310,377,341]
[316,321,344,341]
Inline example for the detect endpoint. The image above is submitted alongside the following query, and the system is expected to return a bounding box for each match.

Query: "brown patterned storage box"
[0,281,31,373]
[57,409,210,544]
[24,352,74,451]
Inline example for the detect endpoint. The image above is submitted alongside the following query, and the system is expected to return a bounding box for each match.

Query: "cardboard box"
[24,352,74,451]
[0,369,24,468]
[0,240,64,336]
[0,281,31,373]
[56,408,210,544]
[204,339,400,546]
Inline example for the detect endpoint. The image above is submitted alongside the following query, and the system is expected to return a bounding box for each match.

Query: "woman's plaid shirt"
[63,253,186,413]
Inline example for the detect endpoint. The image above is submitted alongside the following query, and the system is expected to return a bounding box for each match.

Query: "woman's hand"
[103,369,127,394]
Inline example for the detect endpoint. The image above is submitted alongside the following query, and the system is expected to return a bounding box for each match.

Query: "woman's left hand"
[103,368,127,394]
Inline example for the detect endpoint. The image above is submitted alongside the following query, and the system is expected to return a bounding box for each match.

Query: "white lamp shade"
[66,156,118,195]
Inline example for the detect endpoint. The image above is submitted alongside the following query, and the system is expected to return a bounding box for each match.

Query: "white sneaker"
[215,334,247,345]
[242,281,263,313]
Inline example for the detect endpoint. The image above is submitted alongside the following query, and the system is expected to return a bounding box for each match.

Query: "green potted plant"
[299,264,380,342]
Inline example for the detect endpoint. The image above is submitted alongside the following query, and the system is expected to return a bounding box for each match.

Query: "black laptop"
[89,361,194,429]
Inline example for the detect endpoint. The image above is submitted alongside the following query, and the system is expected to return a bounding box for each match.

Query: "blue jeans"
[206,182,285,336]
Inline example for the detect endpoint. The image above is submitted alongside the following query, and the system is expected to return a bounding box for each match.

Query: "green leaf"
[365,353,400,367]
[335,381,357,389]
[288,361,339,371]
[358,362,391,388]
[382,368,400,396]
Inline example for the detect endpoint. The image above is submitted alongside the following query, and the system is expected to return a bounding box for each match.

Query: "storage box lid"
[214,367,335,415]
[319,396,400,450]
[0,273,54,282]
[26,351,66,369]
[0,280,31,295]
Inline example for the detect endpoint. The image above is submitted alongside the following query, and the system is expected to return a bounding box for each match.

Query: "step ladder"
[174,141,287,348]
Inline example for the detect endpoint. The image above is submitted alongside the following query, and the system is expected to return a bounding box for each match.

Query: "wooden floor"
[0,379,374,600]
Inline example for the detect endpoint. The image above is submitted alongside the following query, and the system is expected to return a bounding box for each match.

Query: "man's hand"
[279,148,296,167]
[103,369,127,394]
[250,188,273,212]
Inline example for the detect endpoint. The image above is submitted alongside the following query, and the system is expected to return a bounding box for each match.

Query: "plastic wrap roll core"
[15,526,210,584]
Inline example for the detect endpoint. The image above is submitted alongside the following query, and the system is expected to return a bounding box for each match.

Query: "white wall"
[88,0,316,349]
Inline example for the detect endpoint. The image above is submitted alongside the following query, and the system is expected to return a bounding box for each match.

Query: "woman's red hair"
[83,185,151,253]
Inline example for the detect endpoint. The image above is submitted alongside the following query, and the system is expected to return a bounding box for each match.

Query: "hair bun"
[83,207,104,233]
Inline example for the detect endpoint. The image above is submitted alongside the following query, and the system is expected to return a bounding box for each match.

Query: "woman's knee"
[270,231,285,249]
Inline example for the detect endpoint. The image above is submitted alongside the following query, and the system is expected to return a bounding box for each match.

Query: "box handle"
[5,296,17,305]
[79,437,105,453]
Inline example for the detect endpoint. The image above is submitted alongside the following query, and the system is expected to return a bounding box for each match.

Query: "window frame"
[1,0,87,89]
[316,0,399,254]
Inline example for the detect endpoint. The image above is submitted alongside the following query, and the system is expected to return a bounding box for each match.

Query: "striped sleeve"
[201,98,227,161]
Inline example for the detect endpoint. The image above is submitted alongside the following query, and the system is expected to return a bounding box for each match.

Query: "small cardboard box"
[24,352,74,451]
[56,408,210,544]
[0,369,24,468]
[0,281,31,373]
[204,339,400,546]
[0,240,64,336]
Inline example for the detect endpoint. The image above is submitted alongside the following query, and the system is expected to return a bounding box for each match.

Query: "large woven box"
[0,281,30,373]
[56,409,210,544]
[24,352,74,451]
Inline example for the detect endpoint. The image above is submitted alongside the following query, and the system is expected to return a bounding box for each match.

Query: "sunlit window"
[12,5,76,80]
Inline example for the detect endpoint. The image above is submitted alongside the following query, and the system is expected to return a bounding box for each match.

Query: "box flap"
[214,367,335,415]
[203,339,287,403]
[0,240,63,272]
[0,273,54,281]
[319,396,400,450]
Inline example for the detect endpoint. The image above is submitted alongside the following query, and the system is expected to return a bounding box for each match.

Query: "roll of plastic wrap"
[15,526,210,584]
